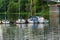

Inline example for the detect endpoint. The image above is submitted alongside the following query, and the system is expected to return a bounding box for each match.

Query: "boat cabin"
[29,16,38,23]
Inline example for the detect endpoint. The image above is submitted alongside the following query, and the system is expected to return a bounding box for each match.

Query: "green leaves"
[8,1,19,13]
[0,0,49,19]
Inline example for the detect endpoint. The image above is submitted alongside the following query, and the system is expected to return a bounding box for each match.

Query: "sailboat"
[2,14,10,24]
[37,16,45,23]
[28,16,38,23]
[28,0,38,23]
[16,19,25,24]
[2,20,10,24]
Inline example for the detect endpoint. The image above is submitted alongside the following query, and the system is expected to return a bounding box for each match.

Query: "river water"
[0,23,60,40]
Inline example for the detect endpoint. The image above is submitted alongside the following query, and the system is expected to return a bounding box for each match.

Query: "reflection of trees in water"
[44,25,50,35]
[3,24,19,40]
[32,28,44,35]
[2,24,50,40]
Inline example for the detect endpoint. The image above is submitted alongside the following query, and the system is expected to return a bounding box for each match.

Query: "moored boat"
[28,16,38,23]
[37,16,45,23]
[16,19,25,24]
[2,20,10,24]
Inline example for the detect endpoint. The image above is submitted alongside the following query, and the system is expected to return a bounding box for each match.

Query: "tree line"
[0,0,49,20]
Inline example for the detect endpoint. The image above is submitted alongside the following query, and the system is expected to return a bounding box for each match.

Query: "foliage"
[8,1,19,13]
[7,14,19,21]
[0,0,49,20]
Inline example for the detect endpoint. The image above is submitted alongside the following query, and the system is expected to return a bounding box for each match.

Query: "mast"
[33,0,36,16]
[30,0,36,16]
[19,0,20,20]
[30,0,33,16]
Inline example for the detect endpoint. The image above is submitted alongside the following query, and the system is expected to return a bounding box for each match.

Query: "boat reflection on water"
[1,23,50,40]
[0,22,60,40]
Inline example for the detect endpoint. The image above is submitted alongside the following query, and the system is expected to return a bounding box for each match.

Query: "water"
[0,23,60,40]
[0,24,3,40]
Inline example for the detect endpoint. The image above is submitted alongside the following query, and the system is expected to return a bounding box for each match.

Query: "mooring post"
[49,4,59,27]
[49,3,60,40]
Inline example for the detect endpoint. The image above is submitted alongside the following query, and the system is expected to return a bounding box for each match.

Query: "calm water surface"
[0,23,60,40]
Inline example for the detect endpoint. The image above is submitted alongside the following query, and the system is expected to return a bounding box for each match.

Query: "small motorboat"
[16,19,20,23]
[28,16,38,23]
[21,19,25,23]
[37,17,45,23]
[28,19,34,23]
[2,20,10,24]
[16,19,25,24]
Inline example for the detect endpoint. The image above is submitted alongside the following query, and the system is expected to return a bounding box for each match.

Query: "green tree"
[7,1,19,22]
[7,14,19,22]
[8,1,19,13]
[0,0,10,12]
